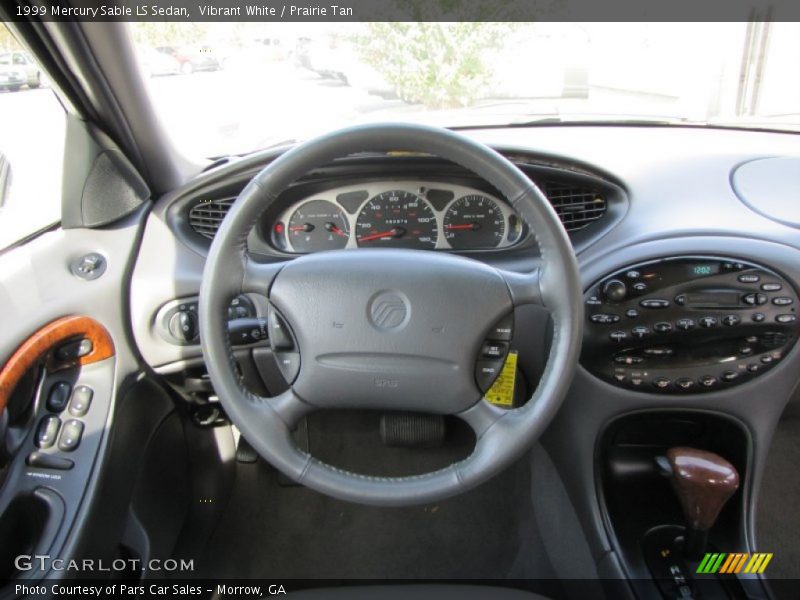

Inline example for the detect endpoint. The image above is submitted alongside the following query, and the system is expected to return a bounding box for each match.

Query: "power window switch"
[47,382,71,412]
[69,385,93,417]
[35,416,61,449]
[57,419,84,452]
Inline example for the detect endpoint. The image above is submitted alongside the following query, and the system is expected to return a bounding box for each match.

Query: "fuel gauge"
[287,200,350,253]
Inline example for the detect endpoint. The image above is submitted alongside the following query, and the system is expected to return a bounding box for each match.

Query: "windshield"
[131,22,800,158]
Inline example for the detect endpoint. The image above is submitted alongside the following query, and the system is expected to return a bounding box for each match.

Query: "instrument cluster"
[269,181,524,253]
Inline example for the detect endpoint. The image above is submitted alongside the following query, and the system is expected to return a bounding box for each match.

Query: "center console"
[582,256,799,393]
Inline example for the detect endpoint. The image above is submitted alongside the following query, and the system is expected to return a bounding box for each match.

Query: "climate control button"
[773,297,793,306]
[699,316,718,328]
[653,322,673,333]
[631,326,650,339]
[721,371,739,382]
[640,299,670,309]
[722,315,741,327]
[590,313,620,324]
[676,318,696,331]
[653,377,671,390]
[675,378,695,391]
[699,375,718,388]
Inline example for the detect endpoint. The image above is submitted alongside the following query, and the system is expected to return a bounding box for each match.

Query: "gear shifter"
[663,447,740,560]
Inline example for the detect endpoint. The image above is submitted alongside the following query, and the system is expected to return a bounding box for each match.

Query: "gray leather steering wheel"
[199,123,583,506]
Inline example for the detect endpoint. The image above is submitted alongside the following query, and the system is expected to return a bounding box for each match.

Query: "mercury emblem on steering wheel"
[368,291,410,330]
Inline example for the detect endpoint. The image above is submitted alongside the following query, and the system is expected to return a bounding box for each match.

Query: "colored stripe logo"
[697,552,773,574]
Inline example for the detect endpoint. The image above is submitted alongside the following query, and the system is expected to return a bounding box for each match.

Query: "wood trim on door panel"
[0,315,114,414]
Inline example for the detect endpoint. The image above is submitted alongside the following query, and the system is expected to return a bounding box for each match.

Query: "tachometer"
[443,194,505,250]
[287,199,350,253]
[356,190,438,249]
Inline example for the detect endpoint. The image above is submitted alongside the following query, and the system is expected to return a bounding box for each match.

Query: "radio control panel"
[582,257,799,393]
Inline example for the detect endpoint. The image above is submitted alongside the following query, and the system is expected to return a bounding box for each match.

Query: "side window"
[0,24,65,250]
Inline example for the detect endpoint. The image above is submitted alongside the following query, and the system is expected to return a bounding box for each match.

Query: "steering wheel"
[199,123,582,506]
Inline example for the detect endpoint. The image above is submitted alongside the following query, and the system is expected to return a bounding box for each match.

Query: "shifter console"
[582,257,799,393]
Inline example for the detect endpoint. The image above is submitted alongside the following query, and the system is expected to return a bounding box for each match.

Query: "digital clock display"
[691,264,719,277]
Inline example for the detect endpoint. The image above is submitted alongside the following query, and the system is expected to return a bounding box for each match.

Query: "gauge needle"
[324,222,348,238]
[445,223,480,231]
[289,223,315,233]
[358,227,406,242]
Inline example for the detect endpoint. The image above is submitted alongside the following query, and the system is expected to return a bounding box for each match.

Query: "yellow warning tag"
[485,351,518,407]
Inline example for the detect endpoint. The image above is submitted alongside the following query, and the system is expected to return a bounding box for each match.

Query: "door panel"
[0,206,147,581]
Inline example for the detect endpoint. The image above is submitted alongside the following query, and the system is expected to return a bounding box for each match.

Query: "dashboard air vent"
[188,197,235,239]
[540,182,607,233]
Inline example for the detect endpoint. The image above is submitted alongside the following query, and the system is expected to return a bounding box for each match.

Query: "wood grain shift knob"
[666,447,740,531]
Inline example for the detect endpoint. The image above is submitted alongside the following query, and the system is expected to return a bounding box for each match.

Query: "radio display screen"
[688,263,720,278]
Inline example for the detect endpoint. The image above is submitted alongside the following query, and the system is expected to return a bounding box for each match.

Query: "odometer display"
[443,195,505,249]
[356,191,438,249]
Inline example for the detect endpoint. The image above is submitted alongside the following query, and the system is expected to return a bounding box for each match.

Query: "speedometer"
[356,191,438,249]
[443,194,505,249]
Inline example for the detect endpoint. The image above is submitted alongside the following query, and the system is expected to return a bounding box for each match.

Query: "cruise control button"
[481,342,508,359]
[631,326,650,339]
[68,385,93,417]
[489,314,514,341]
[760,355,774,364]
[633,282,647,292]
[653,377,671,390]
[747,363,760,373]
[776,314,797,324]
[586,296,602,306]
[57,419,84,452]
[739,345,753,355]
[738,273,760,283]
[654,322,673,333]
[699,375,718,388]
[773,297,793,306]
[47,382,71,412]
[590,313,620,324]
[699,316,718,328]
[475,361,503,392]
[267,309,294,350]
[722,315,741,327]
[609,331,628,342]
[675,378,695,391]
[640,299,670,309]
[276,352,301,384]
[676,318,696,331]
[625,308,639,319]
[761,283,782,292]
[751,313,765,322]
[722,371,739,382]
[36,416,61,449]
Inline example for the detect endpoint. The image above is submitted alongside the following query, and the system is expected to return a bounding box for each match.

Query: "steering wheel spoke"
[241,257,286,295]
[267,388,315,428]
[457,398,507,439]
[497,266,545,308]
